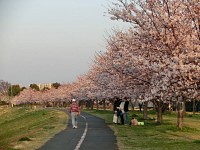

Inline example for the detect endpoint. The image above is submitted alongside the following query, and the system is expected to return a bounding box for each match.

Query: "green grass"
[84,109,200,150]
[0,106,68,150]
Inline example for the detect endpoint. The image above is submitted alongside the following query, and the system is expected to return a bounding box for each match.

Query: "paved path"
[39,110,118,150]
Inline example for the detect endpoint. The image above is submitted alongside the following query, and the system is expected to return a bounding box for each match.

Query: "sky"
[0,0,128,87]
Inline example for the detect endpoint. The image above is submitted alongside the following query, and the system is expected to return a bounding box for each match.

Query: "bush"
[19,137,31,141]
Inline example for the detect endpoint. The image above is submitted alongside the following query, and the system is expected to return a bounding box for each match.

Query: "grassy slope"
[0,106,68,150]
[84,109,200,150]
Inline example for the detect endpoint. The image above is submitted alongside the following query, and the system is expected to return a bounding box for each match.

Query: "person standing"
[124,97,129,125]
[69,99,80,129]
[119,98,125,125]
[139,101,143,112]
[113,109,118,124]
[113,97,121,124]
[113,97,120,111]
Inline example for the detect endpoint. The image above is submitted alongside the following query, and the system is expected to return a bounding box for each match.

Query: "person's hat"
[72,99,76,102]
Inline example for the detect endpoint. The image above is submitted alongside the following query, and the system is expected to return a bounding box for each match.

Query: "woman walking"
[69,99,80,129]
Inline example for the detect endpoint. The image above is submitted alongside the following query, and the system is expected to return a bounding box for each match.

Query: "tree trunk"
[96,99,99,110]
[103,99,106,110]
[130,99,136,110]
[143,101,148,119]
[153,102,155,111]
[183,98,186,117]
[154,100,164,124]
[169,101,172,114]
[86,101,90,109]
[80,100,83,109]
[177,102,183,130]
[193,99,196,115]
[91,100,94,110]
[157,107,163,124]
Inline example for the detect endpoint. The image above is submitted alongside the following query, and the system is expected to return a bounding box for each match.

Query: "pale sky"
[0,0,127,87]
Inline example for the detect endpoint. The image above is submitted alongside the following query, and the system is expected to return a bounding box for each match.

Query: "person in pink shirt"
[69,99,80,129]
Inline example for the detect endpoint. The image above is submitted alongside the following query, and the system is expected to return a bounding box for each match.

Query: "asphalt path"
[38,110,118,150]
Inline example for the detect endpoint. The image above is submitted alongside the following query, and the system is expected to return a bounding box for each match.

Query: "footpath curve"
[38,110,118,150]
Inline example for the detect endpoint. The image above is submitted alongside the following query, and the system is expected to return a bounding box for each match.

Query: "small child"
[113,110,118,124]
[130,117,138,126]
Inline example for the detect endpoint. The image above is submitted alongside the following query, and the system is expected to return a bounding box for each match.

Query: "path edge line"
[74,115,88,150]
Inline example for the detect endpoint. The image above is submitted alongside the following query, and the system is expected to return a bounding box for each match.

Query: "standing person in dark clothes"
[113,97,119,111]
[124,97,129,125]
[119,98,125,125]
[139,101,143,112]
[113,97,121,124]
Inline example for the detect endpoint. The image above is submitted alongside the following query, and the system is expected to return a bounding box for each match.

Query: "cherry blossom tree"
[11,83,76,108]
[0,80,11,104]
[108,0,200,127]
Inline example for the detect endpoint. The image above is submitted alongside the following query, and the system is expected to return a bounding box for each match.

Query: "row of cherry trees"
[11,0,199,129]
[72,0,200,129]
[11,84,74,107]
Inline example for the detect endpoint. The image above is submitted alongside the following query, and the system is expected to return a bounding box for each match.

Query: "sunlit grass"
[0,106,68,150]
[84,109,200,150]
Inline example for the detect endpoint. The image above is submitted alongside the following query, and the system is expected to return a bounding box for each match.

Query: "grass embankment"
[0,106,68,150]
[84,109,200,150]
